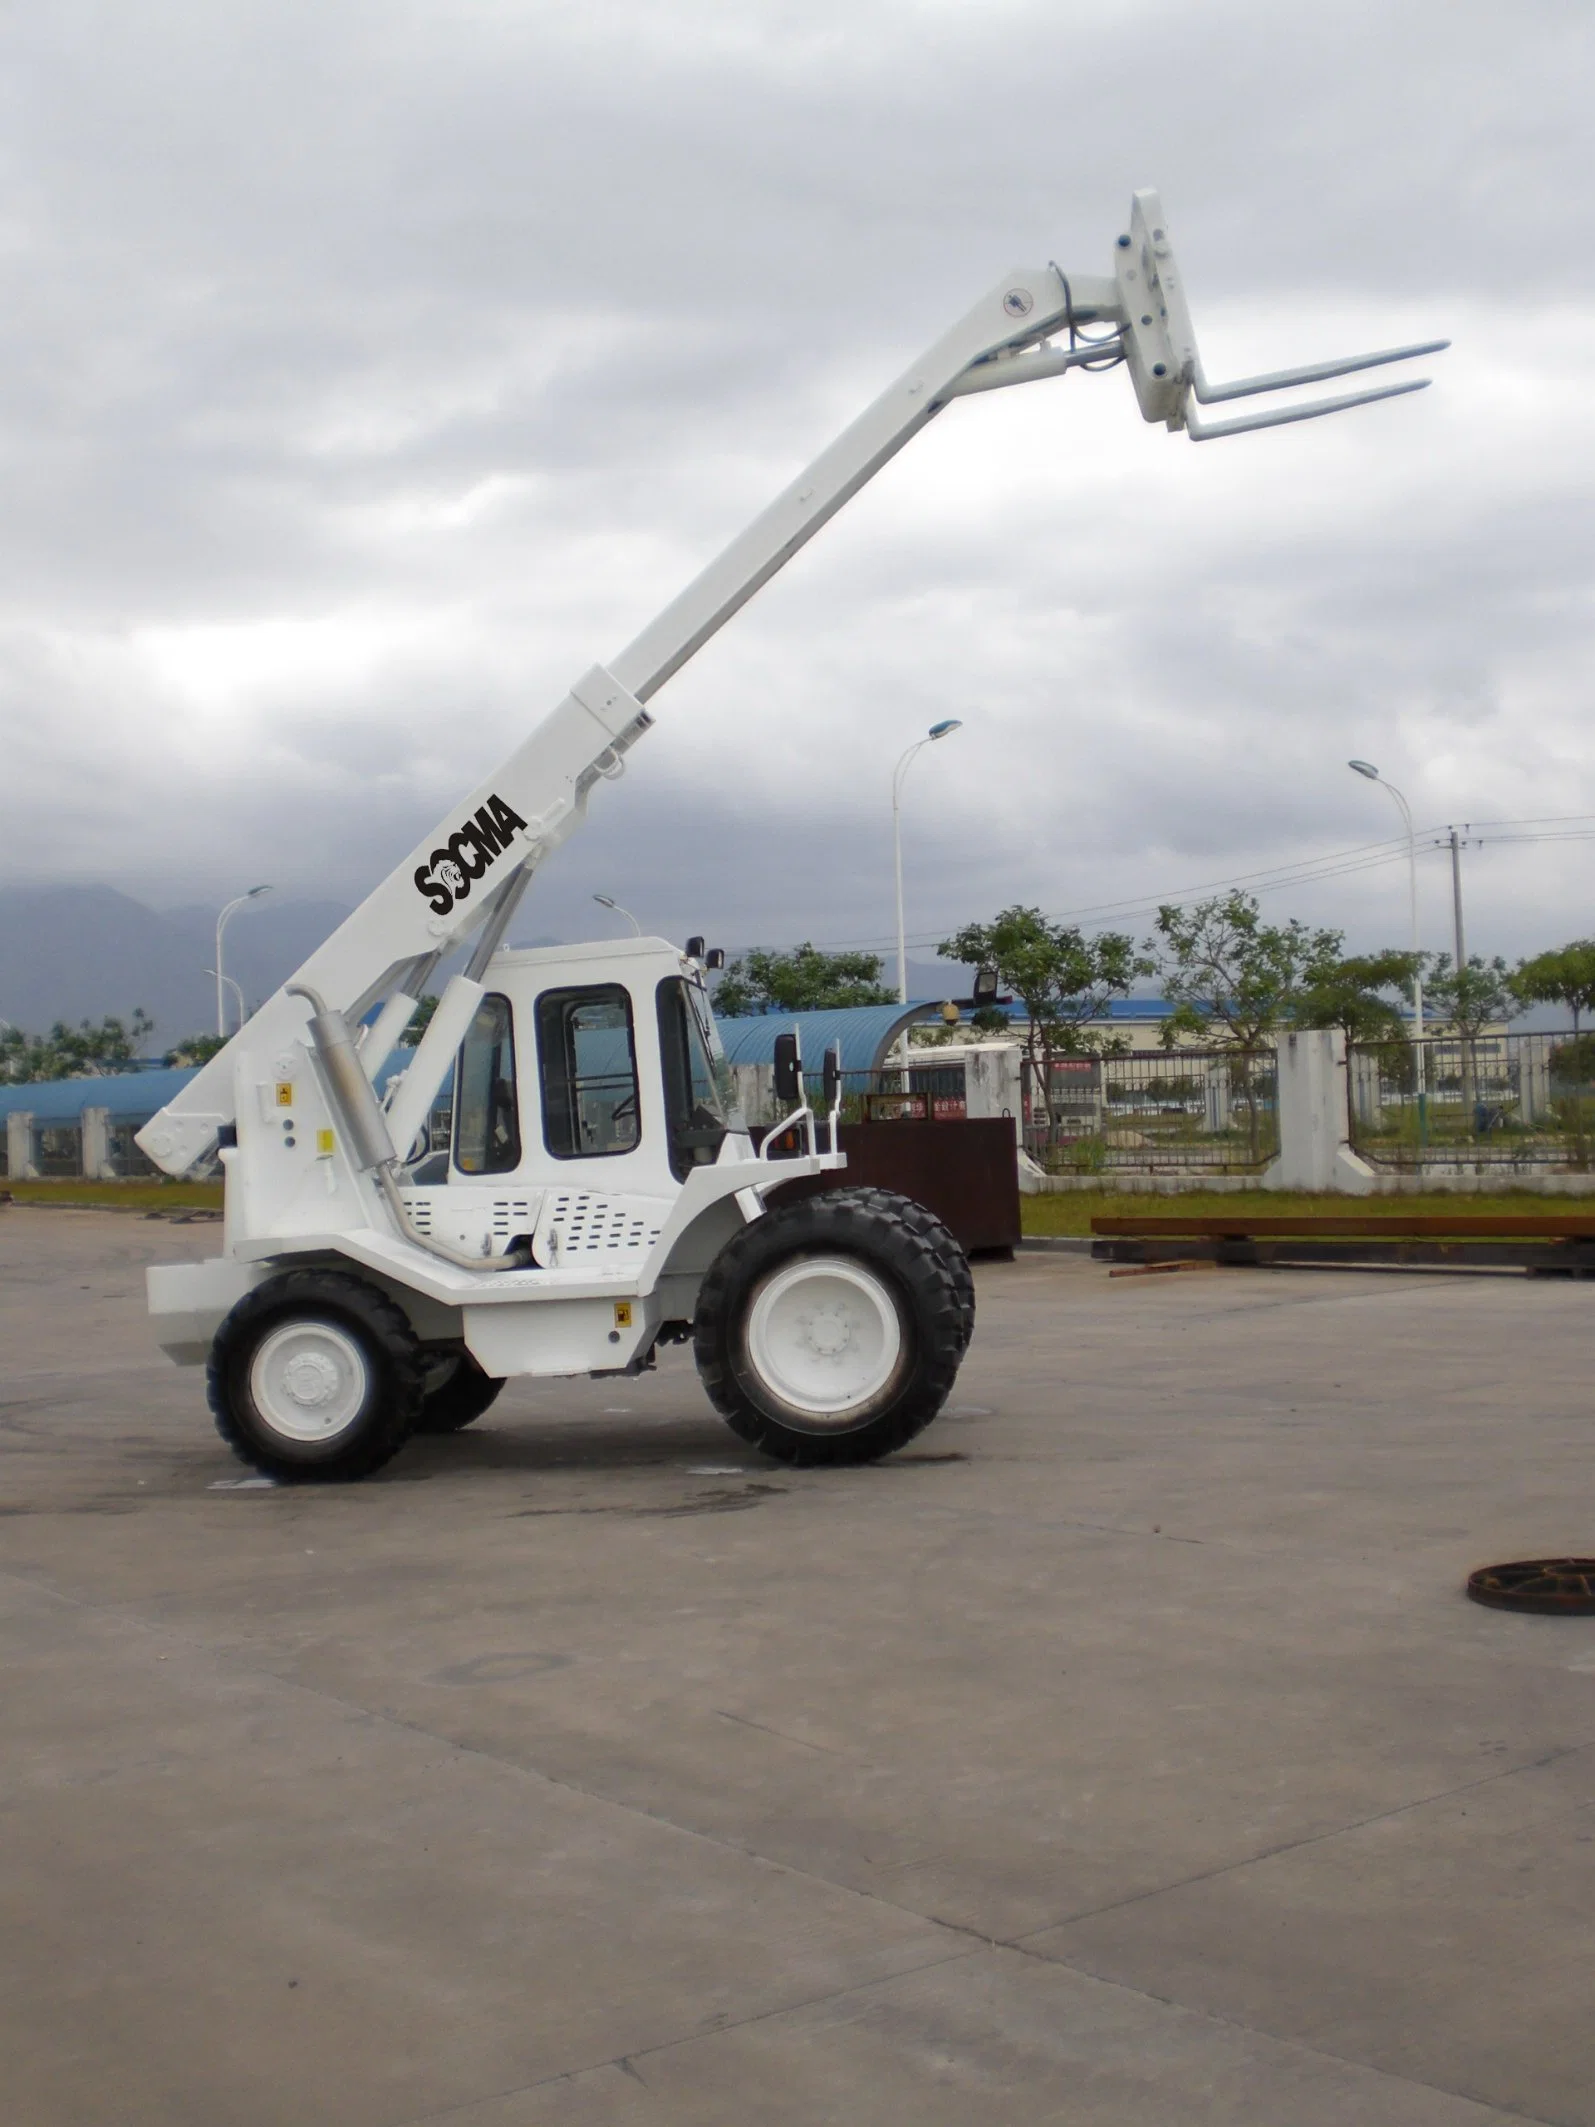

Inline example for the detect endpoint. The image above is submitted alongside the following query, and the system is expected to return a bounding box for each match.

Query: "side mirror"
[973,966,999,1007]
[705,947,725,970]
[685,935,705,960]
[822,1043,842,1109]
[773,1031,802,1105]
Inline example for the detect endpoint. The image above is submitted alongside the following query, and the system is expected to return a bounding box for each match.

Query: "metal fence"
[1348,1029,1595,1172]
[746,1050,1281,1174]
[0,1054,1292,1184]
[33,1124,83,1178]
[106,1123,160,1179]
[736,1064,981,1130]
[1023,1049,1279,1175]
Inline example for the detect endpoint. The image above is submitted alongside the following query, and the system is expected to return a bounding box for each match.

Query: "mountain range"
[0,887,352,1048]
[0,886,971,1054]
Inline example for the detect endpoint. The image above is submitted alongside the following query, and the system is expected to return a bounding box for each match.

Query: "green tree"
[164,1032,228,1068]
[1427,953,1519,1041]
[1,1010,155,1083]
[1154,893,1344,1048]
[400,994,440,1047]
[938,907,1147,1143]
[1153,892,1343,1158]
[1294,949,1424,1132]
[1549,1033,1595,1086]
[712,944,894,1017]
[1294,950,1424,1046]
[1510,940,1595,1036]
[1427,953,1522,1129]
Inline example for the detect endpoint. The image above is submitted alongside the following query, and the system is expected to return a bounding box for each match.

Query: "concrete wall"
[5,1111,35,1181]
[1263,1029,1376,1194]
[80,1107,112,1182]
[730,1063,775,1128]
[957,1045,1022,1141]
[1519,1045,1552,1125]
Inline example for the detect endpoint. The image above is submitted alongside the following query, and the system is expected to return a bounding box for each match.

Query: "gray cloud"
[1,0,1592,992]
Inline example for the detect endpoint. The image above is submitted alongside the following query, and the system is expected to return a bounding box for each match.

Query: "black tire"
[832,1187,975,1354]
[206,1268,424,1482]
[414,1348,506,1434]
[694,1188,967,1466]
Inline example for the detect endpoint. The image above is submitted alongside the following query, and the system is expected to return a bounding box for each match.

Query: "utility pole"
[1448,828,1467,974]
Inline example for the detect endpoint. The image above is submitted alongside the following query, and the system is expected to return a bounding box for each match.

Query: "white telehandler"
[137,192,1444,1481]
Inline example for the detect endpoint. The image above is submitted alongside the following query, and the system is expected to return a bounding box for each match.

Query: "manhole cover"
[1465,1559,1595,1614]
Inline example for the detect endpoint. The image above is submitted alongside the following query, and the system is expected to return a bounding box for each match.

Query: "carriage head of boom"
[937,189,1444,437]
[1112,188,1446,440]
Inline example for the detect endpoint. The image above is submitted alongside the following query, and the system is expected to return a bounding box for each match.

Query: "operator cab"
[398,937,751,1265]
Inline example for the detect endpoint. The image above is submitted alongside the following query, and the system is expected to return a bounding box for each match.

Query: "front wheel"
[694,1189,968,1465]
[207,1269,424,1481]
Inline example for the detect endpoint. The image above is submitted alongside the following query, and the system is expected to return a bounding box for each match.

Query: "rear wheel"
[415,1348,505,1434]
[207,1269,423,1481]
[694,1189,967,1465]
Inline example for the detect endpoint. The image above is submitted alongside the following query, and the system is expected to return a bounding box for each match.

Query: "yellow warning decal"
[275,1082,293,1107]
[316,1129,335,1157]
[613,1301,633,1329]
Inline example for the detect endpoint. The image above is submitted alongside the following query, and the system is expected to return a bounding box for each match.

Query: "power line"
[813,815,1595,956]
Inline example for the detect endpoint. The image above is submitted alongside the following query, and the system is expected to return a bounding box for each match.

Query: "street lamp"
[216,885,271,1037]
[593,893,642,937]
[893,720,964,1009]
[206,970,247,1031]
[1348,760,1426,1123]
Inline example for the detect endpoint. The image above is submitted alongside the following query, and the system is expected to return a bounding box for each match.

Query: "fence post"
[731,1063,774,1127]
[1203,1060,1230,1134]
[1519,1039,1550,1126]
[1350,1049,1383,1128]
[963,1043,1023,1142]
[80,1106,112,1180]
[6,1111,36,1181]
[1263,1030,1376,1193]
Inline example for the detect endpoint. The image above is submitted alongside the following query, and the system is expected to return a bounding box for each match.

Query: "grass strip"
[1,1179,224,1214]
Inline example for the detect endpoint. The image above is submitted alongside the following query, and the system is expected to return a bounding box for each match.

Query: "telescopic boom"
[139,189,1444,1178]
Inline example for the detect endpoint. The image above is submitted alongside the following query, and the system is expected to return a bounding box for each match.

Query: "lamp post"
[1348,760,1425,1129]
[893,720,963,1009]
[216,885,271,1037]
[206,970,247,1032]
[593,893,642,937]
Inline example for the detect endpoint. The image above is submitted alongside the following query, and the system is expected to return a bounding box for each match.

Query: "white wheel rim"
[249,1319,371,1444]
[743,1253,904,1427]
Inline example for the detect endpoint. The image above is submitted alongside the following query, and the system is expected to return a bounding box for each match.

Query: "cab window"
[452,994,520,1175]
[656,977,736,1181]
[536,984,640,1160]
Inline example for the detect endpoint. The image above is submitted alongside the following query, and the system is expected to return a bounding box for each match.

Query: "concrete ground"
[1,1209,1592,2127]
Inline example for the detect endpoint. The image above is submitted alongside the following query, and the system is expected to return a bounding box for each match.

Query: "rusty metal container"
[765,1118,1020,1255]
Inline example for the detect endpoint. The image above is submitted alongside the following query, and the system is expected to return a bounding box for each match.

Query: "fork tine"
[1194,340,1451,405]
[1185,376,1433,441]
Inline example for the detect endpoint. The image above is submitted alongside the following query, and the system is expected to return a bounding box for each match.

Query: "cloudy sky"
[2,0,1592,980]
